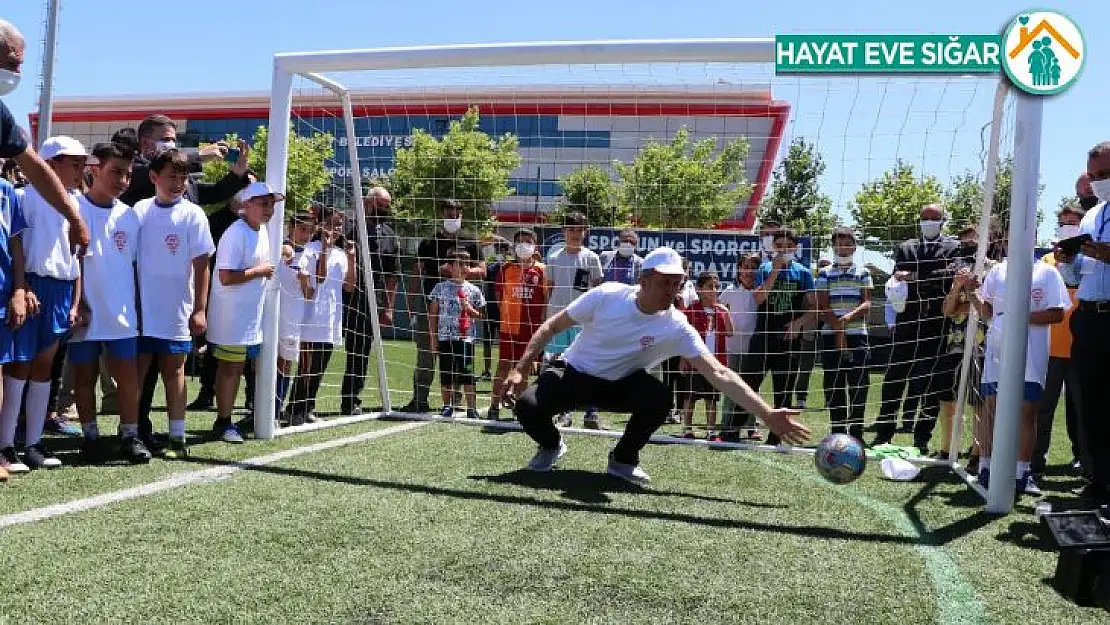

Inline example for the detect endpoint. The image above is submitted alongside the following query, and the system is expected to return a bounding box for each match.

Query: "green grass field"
[0,340,1104,624]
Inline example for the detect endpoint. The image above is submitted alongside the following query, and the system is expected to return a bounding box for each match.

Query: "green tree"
[759,137,839,240]
[201,126,334,213]
[388,106,521,231]
[616,127,751,229]
[552,164,622,225]
[849,160,944,248]
[945,158,1042,235]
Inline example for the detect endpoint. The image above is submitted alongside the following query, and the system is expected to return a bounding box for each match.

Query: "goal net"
[258,40,1041,514]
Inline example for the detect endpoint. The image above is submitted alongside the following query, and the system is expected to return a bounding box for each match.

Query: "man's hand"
[8,291,27,329]
[230,139,250,176]
[1081,240,1110,264]
[500,367,525,407]
[68,213,90,255]
[198,141,229,162]
[24,290,40,317]
[189,310,207,336]
[380,308,394,326]
[772,253,791,271]
[254,261,275,280]
[760,407,810,445]
[439,262,453,277]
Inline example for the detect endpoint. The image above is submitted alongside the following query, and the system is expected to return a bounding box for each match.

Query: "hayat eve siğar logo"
[1001,10,1085,95]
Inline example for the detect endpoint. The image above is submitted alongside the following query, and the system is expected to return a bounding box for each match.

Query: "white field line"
[0,421,427,530]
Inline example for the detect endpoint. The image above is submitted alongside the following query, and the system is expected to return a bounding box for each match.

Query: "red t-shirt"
[496,261,547,336]
[683,301,729,368]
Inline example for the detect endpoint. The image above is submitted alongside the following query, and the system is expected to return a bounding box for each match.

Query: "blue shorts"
[68,338,139,364]
[212,343,261,363]
[9,274,74,362]
[979,381,1044,403]
[544,326,582,356]
[139,337,194,355]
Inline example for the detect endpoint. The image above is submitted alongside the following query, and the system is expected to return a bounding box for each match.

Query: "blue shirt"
[0,179,28,319]
[754,260,815,331]
[0,100,29,159]
[815,263,873,335]
[600,250,643,285]
[1075,201,1110,301]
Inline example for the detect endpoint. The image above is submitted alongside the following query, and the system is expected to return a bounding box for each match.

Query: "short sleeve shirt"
[429,280,486,341]
[417,230,480,297]
[0,100,28,159]
[754,260,815,332]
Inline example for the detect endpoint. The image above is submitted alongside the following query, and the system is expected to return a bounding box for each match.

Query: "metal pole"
[985,93,1043,515]
[35,0,61,146]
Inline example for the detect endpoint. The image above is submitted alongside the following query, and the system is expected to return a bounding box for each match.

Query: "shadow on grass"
[902,467,997,547]
[179,454,917,545]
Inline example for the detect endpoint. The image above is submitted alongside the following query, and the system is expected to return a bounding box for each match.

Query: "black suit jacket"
[893,236,960,325]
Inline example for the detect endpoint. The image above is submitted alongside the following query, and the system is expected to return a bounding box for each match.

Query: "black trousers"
[821,334,870,440]
[740,330,798,412]
[1033,356,1085,470]
[877,322,943,442]
[341,295,374,411]
[287,342,334,418]
[1071,309,1110,491]
[515,360,673,465]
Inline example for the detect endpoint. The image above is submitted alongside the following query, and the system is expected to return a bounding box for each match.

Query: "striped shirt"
[815,263,873,335]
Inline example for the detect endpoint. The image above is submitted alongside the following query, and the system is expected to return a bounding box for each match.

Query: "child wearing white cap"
[0,136,87,472]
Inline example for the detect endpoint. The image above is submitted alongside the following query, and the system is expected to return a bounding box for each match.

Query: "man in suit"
[873,204,959,452]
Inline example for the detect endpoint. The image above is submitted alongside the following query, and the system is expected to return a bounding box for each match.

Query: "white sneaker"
[555,413,572,427]
[606,455,651,486]
[0,446,29,474]
[526,440,567,472]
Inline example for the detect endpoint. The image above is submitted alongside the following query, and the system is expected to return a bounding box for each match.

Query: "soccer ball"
[814,434,867,484]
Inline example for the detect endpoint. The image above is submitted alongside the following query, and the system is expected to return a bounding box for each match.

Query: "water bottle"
[457,287,471,336]
[1034,501,1052,519]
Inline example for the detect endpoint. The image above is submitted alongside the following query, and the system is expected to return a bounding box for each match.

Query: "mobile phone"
[1057,233,1092,256]
[224,147,241,164]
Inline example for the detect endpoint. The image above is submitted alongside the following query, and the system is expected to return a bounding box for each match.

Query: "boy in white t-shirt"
[68,142,152,465]
[0,137,86,471]
[133,149,215,456]
[717,252,761,439]
[971,245,1069,496]
[207,182,279,445]
[274,209,315,421]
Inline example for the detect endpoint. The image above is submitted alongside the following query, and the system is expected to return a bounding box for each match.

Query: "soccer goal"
[258,39,1043,515]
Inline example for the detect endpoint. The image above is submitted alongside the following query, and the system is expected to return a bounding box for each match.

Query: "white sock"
[169,419,185,439]
[81,421,99,439]
[1017,461,1031,476]
[0,377,27,448]
[23,380,51,447]
[980,456,991,472]
[119,422,138,438]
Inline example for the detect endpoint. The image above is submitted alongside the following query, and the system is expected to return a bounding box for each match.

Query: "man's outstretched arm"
[690,353,811,445]
[13,148,89,250]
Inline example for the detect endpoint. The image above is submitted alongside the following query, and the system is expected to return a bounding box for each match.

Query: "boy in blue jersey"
[0,175,31,477]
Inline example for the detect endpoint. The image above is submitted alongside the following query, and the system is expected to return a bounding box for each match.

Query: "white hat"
[40,136,89,161]
[643,246,685,275]
[238,181,285,203]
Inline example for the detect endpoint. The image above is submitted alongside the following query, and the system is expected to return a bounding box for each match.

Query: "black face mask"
[1080,195,1099,210]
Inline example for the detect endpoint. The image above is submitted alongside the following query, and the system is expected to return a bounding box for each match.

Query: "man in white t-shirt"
[502,247,810,485]
[544,211,602,428]
[207,182,278,447]
[971,244,1069,496]
[133,149,216,455]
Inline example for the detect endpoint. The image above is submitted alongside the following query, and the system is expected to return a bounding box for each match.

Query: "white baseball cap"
[40,136,90,161]
[642,246,685,275]
[238,181,285,203]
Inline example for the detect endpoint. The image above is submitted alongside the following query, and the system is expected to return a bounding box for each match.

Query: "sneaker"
[119,436,153,464]
[1018,472,1043,496]
[341,404,363,417]
[607,454,651,486]
[747,428,762,441]
[977,467,990,489]
[163,437,189,460]
[583,416,601,430]
[555,412,573,428]
[526,440,567,472]
[234,415,255,435]
[913,441,930,457]
[398,400,431,414]
[186,395,215,411]
[681,430,696,440]
[288,412,307,427]
[479,371,492,382]
[440,406,454,419]
[487,406,500,421]
[708,431,722,443]
[304,412,319,424]
[142,433,166,457]
[870,435,894,448]
[44,415,82,437]
[23,443,62,469]
[664,411,681,425]
[796,399,807,409]
[219,423,245,444]
[464,408,479,420]
[0,446,29,474]
[966,455,980,474]
[1070,458,1083,474]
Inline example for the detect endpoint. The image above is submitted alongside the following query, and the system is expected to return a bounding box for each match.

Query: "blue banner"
[533,226,813,284]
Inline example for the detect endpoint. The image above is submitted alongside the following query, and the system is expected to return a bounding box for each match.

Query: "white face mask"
[920,220,943,240]
[481,245,495,259]
[1056,224,1081,241]
[1091,179,1110,203]
[515,242,535,259]
[617,242,635,257]
[154,139,176,154]
[0,69,20,96]
[442,217,462,233]
[835,253,854,266]
[761,235,775,251]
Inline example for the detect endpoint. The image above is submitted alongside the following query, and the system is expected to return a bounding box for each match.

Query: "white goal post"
[258,38,1043,515]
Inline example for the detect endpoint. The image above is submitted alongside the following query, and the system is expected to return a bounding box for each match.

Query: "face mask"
[1091,180,1110,203]
[515,243,535,259]
[443,217,462,233]
[920,220,943,240]
[835,254,854,266]
[154,139,176,154]
[0,69,20,96]
[1079,195,1100,210]
[1056,224,1081,241]
[761,235,774,251]
[617,242,635,257]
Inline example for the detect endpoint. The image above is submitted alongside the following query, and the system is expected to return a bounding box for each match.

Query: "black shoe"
[870,435,894,448]
[966,455,980,473]
[119,436,153,464]
[765,433,781,446]
[186,395,215,411]
[913,440,930,456]
[397,400,430,414]
[23,443,63,469]
[1070,458,1083,475]
[234,415,255,435]
[244,399,255,413]
[142,433,166,456]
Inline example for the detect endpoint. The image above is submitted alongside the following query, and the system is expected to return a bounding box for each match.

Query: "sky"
[2,0,1102,243]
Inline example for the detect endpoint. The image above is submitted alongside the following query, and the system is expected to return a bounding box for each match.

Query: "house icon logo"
[1001,10,1085,95]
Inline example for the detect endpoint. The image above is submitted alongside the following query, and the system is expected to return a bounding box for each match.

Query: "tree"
[616,127,751,229]
[849,160,944,248]
[759,137,839,240]
[945,158,1042,235]
[388,106,521,231]
[552,164,622,225]
[201,126,334,213]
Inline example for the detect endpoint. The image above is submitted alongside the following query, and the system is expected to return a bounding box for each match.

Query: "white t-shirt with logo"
[278,244,311,341]
[718,284,758,355]
[19,186,80,280]
[208,220,271,346]
[299,240,348,345]
[71,195,141,342]
[545,246,603,318]
[133,197,216,341]
[563,282,709,381]
[980,259,1070,386]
